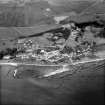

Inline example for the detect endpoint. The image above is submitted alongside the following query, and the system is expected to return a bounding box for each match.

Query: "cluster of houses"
[14,22,96,64]
[2,20,104,63]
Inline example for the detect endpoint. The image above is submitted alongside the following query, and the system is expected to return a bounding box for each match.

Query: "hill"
[60,0,105,24]
[0,0,97,27]
[0,24,60,51]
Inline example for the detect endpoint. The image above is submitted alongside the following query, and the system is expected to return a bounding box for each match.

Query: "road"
[0,59,105,105]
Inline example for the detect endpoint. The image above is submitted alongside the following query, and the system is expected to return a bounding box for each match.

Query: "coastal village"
[9,21,104,65]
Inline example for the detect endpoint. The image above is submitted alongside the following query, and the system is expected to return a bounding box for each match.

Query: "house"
[3,55,11,60]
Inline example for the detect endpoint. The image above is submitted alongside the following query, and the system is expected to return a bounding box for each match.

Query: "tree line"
[0,48,17,59]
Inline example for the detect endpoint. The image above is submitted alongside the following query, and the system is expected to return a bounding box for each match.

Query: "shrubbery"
[98,28,105,38]
[0,48,17,59]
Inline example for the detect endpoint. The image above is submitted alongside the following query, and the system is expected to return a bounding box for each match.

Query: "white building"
[54,11,77,24]
[54,16,69,24]
[3,55,11,60]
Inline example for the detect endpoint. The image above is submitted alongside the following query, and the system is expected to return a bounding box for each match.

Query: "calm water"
[0,61,105,105]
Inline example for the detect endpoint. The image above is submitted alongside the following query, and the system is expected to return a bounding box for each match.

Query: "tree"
[0,51,4,59]
[60,46,73,54]
[98,28,105,38]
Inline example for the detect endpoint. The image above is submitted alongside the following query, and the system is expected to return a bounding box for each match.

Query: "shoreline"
[0,57,105,67]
